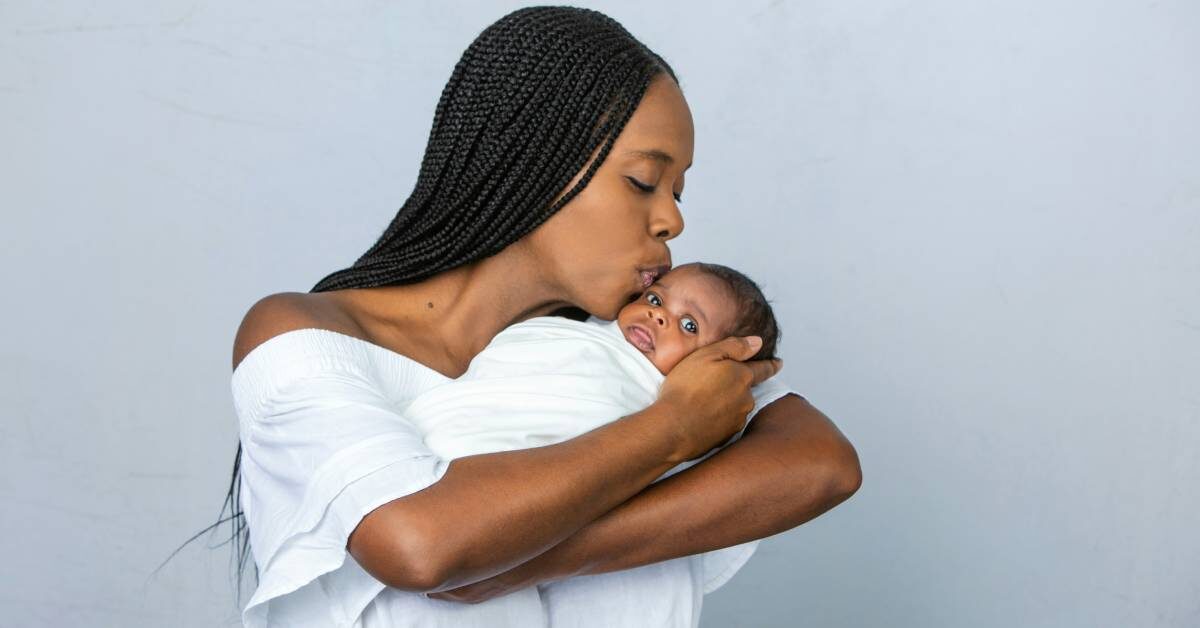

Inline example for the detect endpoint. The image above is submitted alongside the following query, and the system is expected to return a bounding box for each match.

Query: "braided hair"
[197,6,680,605]
[311,6,677,291]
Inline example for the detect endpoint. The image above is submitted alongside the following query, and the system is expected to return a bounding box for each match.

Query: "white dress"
[231,317,800,627]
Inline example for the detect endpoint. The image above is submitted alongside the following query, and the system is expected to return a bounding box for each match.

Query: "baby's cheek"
[652,354,673,375]
[654,347,686,374]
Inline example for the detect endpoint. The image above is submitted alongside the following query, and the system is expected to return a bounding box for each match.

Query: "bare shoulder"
[232,292,355,370]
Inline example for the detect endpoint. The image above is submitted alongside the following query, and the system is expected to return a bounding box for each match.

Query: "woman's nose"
[650,198,685,241]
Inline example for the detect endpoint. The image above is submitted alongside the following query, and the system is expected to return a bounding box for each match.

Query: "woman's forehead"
[615,77,694,165]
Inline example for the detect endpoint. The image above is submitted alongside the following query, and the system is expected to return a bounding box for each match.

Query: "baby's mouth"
[627,324,655,352]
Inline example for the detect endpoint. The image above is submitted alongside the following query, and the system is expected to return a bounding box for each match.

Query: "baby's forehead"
[663,267,726,298]
[661,269,740,330]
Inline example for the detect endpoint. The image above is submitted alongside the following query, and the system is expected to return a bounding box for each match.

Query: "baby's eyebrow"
[690,300,711,328]
[656,281,710,328]
[678,294,710,328]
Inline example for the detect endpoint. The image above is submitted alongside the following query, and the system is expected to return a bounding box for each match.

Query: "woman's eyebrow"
[625,148,691,170]
[625,148,674,163]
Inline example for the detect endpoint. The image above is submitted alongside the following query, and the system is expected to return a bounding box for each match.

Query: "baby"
[614,261,780,374]
[402,260,782,463]
[403,261,789,611]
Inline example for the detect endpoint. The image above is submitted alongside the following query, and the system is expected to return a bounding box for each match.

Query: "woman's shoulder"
[230,292,451,415]
[232,292,362,371]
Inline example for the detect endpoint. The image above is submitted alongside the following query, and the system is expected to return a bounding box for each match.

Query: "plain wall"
[2,1,1197,626]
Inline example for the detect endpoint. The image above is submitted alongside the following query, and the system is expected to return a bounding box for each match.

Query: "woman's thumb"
[711,335,763,361]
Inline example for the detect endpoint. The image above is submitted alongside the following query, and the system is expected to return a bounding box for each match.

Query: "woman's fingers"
[746,357,783,386]
[707,335,763,362]
[703,336,783,386]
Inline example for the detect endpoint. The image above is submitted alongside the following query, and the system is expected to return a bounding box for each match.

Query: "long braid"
[210,6,679,605]
[310,7,675,290]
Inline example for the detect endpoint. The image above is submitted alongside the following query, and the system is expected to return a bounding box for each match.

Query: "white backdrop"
[2,1,1197,626]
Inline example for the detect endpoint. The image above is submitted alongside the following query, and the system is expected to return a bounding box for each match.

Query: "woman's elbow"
[348,506,456,592]
[828,439,863,500]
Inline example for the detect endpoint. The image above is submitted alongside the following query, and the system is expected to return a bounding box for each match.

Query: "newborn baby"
[614,261,779,374]
[402,261,782,465]
[403,261,790,614]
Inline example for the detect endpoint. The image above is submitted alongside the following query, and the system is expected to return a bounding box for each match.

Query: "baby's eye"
[646,292,662,306]
[681,317,698,334]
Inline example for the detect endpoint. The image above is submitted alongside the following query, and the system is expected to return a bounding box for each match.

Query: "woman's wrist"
[513,542,587,588]
[634,399,692,466]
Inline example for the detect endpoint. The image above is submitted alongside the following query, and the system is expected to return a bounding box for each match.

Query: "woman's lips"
[640,270,656,289]
[627,324,655,352]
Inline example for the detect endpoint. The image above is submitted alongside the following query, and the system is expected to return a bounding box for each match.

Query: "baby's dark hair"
[688,262,781,361]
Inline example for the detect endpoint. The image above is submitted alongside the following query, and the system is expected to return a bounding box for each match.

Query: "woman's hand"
[655,336,783,462]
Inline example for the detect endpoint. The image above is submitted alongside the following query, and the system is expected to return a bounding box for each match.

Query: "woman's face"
[526,74,694,321]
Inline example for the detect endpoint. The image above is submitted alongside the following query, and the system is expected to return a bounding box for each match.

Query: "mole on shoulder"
[426,302,434,309]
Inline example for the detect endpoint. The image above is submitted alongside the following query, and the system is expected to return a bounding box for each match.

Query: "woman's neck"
[333,242,573,377]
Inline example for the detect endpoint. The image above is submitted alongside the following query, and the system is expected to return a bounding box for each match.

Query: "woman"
[227,7,861,627]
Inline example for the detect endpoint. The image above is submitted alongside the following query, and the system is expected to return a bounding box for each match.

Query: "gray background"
[2,1,1197,626]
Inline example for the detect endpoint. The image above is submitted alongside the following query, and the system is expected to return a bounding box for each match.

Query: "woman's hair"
[689,262,782,361]
[202,6,678,604]
[311,6,677,291]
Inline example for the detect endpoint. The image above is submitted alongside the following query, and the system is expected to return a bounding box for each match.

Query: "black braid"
[202,6,679,607]
[310,7,676,290]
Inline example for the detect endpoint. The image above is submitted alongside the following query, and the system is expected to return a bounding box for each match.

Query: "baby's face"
[616,265,737,374]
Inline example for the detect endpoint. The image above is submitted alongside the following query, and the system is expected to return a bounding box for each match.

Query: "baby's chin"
[618,333,672,374]
[641,346,675,375]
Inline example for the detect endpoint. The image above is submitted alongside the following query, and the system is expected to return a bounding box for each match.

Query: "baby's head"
[617,262,781,374]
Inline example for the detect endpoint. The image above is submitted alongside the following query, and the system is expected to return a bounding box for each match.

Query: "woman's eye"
[646,292,662,306]
[627,176,655,193]
[681,317,698,334]
[627,176,682,203]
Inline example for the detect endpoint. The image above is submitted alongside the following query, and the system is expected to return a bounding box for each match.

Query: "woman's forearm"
[348,400,695,591]
[506,394,862,583]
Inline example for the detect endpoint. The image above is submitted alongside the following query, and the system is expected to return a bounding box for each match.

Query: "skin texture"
[618,263,739,374]
[233,74,862,599]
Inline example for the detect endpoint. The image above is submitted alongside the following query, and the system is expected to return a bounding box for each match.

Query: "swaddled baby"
[405,261,786,615]
[402,261,781,469]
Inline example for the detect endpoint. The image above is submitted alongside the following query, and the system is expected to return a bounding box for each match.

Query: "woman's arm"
[429,393,861,600]
[547,394,861,575]
[348,400,689,591]
[346,336,782,593]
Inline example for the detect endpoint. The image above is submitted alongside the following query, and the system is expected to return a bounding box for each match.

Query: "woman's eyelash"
[627,176,683,203]
[627,176,654,193]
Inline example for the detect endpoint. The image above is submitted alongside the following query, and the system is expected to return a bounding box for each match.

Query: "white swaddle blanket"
[405,314,673,463]
[401,314,793,625]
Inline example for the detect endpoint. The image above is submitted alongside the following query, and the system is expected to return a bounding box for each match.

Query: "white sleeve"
[690,375,803,594]
[231,330,450,627]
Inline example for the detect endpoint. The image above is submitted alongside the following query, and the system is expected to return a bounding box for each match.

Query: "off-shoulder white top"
[231,321,800,627]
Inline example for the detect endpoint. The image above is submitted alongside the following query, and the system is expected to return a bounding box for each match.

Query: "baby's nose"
[647,308,666,326]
